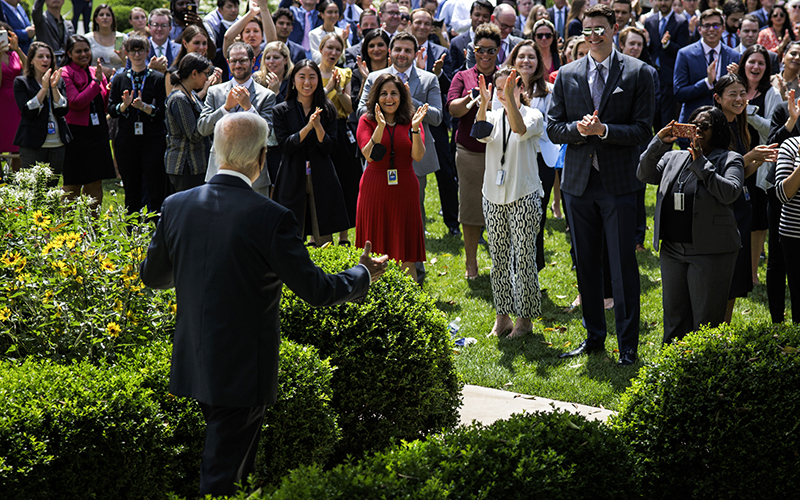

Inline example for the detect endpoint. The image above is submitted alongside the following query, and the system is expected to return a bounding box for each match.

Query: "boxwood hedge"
[611,322,800,499]
[279,246,463,462]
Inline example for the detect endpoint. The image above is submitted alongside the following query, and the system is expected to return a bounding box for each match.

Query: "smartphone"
[746,104,760,116]
[114,34,124,51]
[0,30,7,46]
[432,20,444,29]
[671,123,697,139]
[186,3,196,13]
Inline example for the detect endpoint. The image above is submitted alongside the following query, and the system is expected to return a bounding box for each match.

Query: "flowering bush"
[0,165,175,363]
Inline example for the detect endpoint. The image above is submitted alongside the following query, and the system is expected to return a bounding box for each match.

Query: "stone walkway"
[459,384,615,426]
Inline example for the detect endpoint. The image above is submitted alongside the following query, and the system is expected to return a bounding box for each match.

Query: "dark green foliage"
[0,339,339,498]
[611,323,800,500]
[229,410,633,500]
[105,0,166,32]
[279,245,463,462]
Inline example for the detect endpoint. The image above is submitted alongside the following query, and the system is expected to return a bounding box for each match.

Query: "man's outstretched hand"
[359,241,389,283]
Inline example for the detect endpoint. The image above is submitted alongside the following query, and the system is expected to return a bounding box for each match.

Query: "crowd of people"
[4,0,800,365]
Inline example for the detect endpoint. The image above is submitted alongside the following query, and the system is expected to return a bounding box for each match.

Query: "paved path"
[459,384,616,426]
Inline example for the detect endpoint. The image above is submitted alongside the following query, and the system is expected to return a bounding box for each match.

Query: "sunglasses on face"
[773,12,786,17]
[535,32,553,39]
[582,26,607,36]
[475,46,498,54]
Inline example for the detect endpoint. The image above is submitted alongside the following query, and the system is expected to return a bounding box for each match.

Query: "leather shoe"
[558,341,603,358]
[448,226,461,237]
[618,349,637,366]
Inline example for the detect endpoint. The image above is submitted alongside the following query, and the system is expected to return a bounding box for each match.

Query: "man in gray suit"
[358,31,442,282]
[199,42,276,197]
[465,3,523,67]
[31,0,73,60]
[547,4,654,366]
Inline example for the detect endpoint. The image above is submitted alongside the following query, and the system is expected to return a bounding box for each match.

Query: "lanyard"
[387,124,396,168]
[500,111,512,167]
[128,68,150,118]
[676,155,694,194]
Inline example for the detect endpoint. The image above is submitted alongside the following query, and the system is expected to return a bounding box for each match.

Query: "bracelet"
[411,129,420,134]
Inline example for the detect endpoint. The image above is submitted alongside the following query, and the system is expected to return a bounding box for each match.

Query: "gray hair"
[213,113,268,178]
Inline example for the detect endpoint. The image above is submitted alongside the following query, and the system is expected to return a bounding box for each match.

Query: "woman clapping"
[473,68,544,338]
[356,73,427,281]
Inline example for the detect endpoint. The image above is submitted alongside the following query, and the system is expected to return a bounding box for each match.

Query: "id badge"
[134,122,144,135]
[495,170,505,186]
[743,186,750,201]
[305,160,311,175]
[673,192,685,211]
[387,169,398,185]
[47,121,56,135]
[90,113,100,126]
[346,129,356,143]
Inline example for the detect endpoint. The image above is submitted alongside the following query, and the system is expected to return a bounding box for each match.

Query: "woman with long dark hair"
[109,34,168,215]
[530,19,561,80]
[13,41,71,185]
[61,34,115,209]
[757,4,796,55]
[638,107,744,344]
[356,73,428,280]
[164,53,213,192]
[352,28,390,104]
[85,4,124,81]
[272,60,349,246]
[713,73,779,322]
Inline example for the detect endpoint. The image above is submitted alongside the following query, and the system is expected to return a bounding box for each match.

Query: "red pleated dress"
[355,114,426,263]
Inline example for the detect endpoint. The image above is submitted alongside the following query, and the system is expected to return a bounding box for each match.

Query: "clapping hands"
[411,103,428,130]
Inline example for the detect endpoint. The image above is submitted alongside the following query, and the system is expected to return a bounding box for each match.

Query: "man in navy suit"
[752,0,772,28]
[146,9,181,73]
[674,9,741,124]
[140,113,388,498]
[448,0,492,75]
[547,4,654,366]
[271,8,307,64]
[548,0,570,42]
[645,0,690,130]
[286,0,323,57]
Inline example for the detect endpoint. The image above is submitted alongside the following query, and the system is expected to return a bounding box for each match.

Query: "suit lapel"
[408,66,420,97]
[598,52,623,114]
[579,56,595,112]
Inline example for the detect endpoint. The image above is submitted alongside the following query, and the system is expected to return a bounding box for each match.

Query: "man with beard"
[721,0,745,48]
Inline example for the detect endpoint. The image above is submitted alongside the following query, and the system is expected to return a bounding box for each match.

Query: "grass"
[96,171,779,412]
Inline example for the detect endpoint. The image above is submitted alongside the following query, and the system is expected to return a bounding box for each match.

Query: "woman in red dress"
[356,73,428,281]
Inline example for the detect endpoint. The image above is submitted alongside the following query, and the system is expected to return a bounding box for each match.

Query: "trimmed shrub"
[279,245,462,462]
[106,0,166,32]
[611,323,800,499]
[0,339,339,498]
[229,410,634,500]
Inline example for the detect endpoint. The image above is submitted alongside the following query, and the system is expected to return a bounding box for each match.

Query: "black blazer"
[13,76,72,148]
[644,13,690,88]
[140,174,370,407]
[108,69,167,138]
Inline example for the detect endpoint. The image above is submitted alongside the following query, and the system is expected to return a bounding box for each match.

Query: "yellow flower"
[51,260,76,277]
[0,307,11,321]
[32,210,51,228]
[43,290,54,303]
[41,241,57,256]
[127,248,145,261]
[169,302,177,315]
[106,322,121,337]
[62,232,80,249]
[101,259,115,272]
[1,251,23,267]
[113,299,124,312]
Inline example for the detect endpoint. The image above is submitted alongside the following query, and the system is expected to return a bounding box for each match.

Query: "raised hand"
[50,67,63,87]
[478,73,492,106]
[42,68,52,89]
[415,46,425,69]
[689,133,702,162]
[788,89,800,122]
[374,102,386,127]
[121,89,134,107]
[411,103,428,129]
[342,23,350,43]
[432,52,446,76]
[749,143,780,164]
[265,71,280,92]
[234,85,251,109]
[357,55,370,79]
[727,62,739,75]
[656,120,678,143]
[250,0,260,14]
[148,55,168,73]
[309,107,323,129]
[503,69,519,101]
[208,67,223,87]
[8,30,20,53]
[95,60,105,83]
[661,31,670,46]
[327,70,340,93]
[358,241,389,283]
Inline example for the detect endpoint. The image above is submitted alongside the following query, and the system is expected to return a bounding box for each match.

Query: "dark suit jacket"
[673,41,740,122]
[423,41,453,97]
[637,135,743,253]
[107,69,167,138]
[140,174,370,407]
[449,31,471,76]
[13,76,72,148]
[753,7,769,29]
[32,0,74,58]
[345,41,363,69]
[547,5,569,39]
[644,12,689,90]
[287,39,306,64]
[547,51,655,197]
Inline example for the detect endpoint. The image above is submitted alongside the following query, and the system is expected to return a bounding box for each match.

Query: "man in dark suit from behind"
[547,4,654,366]
[645,0,690,130]
[140,113,389,498]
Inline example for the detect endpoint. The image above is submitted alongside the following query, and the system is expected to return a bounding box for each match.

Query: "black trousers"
[536,154,555,271]
[431,122,460,230]
[781,235,800,323]
[198,403,267,497]
[767,187,787,323]
[115,133,168,215]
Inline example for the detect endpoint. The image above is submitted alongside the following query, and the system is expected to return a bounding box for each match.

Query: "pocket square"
[612,87,624,94]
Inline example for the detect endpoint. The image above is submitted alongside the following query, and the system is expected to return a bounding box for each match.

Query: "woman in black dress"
[272,60,349,246]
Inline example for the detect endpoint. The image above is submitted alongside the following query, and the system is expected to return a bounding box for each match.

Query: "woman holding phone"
[0,22,25,173]
[637,107,744,345]
[85,5,125,81]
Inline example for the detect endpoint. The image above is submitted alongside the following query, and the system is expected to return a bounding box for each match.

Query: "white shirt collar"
[658,11,673,23]
[217,168,253,186]
[233,76,254,89]
[701,39,720,55]
[590,49,614,71]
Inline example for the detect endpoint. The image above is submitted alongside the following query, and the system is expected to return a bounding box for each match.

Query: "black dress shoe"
[448,226,462,237]
[618,349,637,366]
[558,341,603,358]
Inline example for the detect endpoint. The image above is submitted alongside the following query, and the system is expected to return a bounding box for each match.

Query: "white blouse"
[476,105,544,205]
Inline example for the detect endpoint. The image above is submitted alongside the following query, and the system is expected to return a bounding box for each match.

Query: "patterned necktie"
[498,42,506,64]
[157,45,163,57]
[303,11,312,51]
[556,10,564,39]
[591,62,605,171]
[398,71,407,83]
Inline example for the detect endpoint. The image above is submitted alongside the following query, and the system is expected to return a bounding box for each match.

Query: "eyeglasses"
[229,58,251,66]
[128,48,146,55]
[701,23,722,29]
[772,12,786,17]
[475,46,498,54]
[582,26,608,36]
[383,10,400,16]
[496,20,515,31]
[535,32,553,39]
[149,22,170,28]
